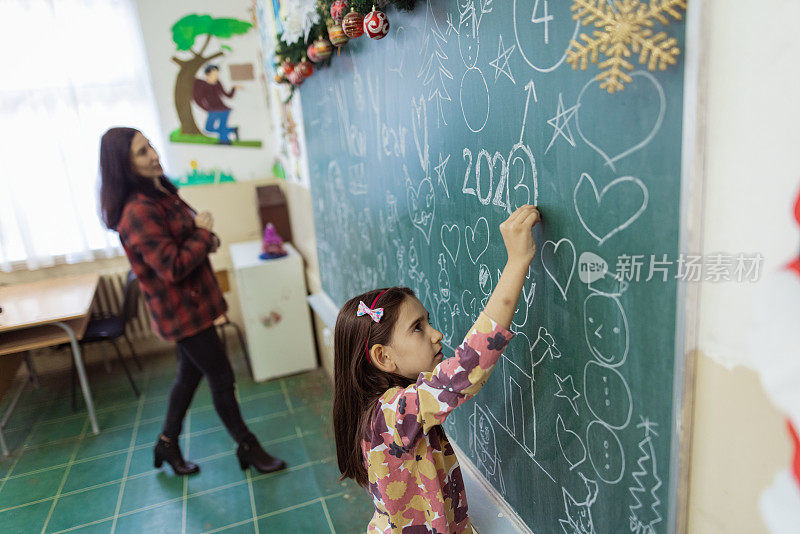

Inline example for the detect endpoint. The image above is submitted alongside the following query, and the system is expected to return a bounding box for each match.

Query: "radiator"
[92,268,154,340]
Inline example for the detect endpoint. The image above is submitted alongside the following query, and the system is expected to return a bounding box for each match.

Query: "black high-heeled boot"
[236,433,286,473]
[154,436,200,475]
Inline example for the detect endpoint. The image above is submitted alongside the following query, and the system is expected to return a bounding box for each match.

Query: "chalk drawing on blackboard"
[385,191,399,228]
[461,289,479,322]
[388,25,406,77]
[489,34,516,84]
[502,356,536,454]
[441,223,461,264]
[628,417,663,534]
[393,238,406,286]
[406,174,436,244]
[465,216,490,264]
[437,254,451,302]
[511,279,536,330]
[531,326,561,366]
[574,173,649,246]
[508,141,540,210]
[554,372,582,416]
[436,300,458,350]
[513,0,580,74]
[411,96,430,174]
[377,252,388,279]
[545,93,580,154]
[556,414,587,471]
[460,67,491,133]
[584,360,633,430]
[444,414,459,441]
[469,403,506,494]
[408,238,423,293]
[457,0,492,69]
[435,152,451,198]
[541,237,577,301]
[583,292,630,367]
[519,80,537,144]
[586,420,625,484]
[576,71,666,171]
[559,472,599,534]
[478,264,493,297]
[418,2,453,128]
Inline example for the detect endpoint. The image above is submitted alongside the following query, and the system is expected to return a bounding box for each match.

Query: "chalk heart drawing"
[584,293,629,367]
[574,173,649,245]
[586,420,625,484]
[541,238,576,301]
[465,217,490,264]
[407,178,435,243]
[556,414,587,471]
[576,70,666,171]
[583,360,633,430]
[441,224,461,264]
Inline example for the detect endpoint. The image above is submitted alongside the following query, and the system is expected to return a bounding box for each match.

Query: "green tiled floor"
[0,347,373,533]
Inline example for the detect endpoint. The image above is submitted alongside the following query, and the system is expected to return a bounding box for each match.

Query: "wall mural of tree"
[170,14,261,147]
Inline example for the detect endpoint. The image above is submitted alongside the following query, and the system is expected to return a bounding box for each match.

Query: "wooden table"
[0,273,101,452]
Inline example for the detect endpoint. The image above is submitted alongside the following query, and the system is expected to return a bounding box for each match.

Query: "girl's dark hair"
[333,286,416,487]
[98,127,177,230]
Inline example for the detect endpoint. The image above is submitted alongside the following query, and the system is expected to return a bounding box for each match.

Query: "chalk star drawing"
[435,152,451,198]
[545,93,580,154]
[554,372,581,415]
[489,34,516,84]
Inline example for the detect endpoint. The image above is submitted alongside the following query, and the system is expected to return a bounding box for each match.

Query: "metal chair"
[213,269,253,379]
[70,270,142,407]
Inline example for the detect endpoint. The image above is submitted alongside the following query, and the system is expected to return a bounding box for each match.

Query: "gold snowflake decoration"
[566,0,686,93]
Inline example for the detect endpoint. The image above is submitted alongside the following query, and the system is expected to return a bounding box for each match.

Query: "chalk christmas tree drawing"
[566,0,686,93]
[628,417,663,534]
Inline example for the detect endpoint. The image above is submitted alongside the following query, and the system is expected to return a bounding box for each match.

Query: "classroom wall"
[688,1,800,532]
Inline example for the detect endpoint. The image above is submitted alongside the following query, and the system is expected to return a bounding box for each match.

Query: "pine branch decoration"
[566,0,686,93]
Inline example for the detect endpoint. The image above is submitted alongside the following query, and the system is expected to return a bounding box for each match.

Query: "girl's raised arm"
[482,205,541,328]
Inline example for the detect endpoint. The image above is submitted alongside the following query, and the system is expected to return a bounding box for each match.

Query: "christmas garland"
[273,1,417,94]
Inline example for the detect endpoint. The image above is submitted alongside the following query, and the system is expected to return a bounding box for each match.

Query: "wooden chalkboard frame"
[670,2,707,533]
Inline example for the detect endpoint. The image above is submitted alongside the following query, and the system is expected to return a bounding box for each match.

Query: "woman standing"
[99,127,285,476]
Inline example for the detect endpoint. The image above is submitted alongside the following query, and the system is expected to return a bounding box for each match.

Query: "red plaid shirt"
[117,191,227,341]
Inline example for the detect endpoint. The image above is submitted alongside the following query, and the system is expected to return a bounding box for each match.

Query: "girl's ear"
[369,344,396,373]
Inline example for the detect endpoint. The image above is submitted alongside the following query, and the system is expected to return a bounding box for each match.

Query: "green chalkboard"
[300,1,688,532]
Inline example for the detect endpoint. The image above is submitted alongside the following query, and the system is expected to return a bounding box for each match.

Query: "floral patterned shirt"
[362,313,513,533]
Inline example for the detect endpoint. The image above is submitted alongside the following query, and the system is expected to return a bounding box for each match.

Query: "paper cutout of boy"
[192,65,241,145]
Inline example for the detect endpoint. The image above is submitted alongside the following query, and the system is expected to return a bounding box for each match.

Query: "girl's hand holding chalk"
[499,205,542,267]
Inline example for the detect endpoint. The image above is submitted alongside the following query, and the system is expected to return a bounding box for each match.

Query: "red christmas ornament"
[314,37,333,60]
[363,7,390,40]
[307,44,320,63]
[342,9,365,39]
[330,0,348,24]
[282,61,296,76]
[328,24,349,47]
[298,58,314,78]
[287,69,305,86]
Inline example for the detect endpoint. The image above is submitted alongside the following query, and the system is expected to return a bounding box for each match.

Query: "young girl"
[333,205,542,533]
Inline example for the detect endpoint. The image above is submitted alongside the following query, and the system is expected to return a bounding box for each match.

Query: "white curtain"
[0,0,166,272]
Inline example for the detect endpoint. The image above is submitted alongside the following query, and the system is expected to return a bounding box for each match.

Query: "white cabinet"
[230,241,316,381]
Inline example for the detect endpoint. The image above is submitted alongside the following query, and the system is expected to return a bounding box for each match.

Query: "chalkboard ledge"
[452,440,532,533]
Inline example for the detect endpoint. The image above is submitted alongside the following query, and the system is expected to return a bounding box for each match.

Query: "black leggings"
[162,326,250,444]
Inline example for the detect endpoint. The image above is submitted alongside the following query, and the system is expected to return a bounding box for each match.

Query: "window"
[0,0,165,271]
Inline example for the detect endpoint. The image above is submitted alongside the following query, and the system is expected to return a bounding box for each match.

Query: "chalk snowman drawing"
[559,473,600,534]
[469,403,506,494]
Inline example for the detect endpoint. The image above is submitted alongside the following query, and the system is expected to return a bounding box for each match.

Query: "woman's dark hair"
[98,127,177,230]
[333,286,416,487]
